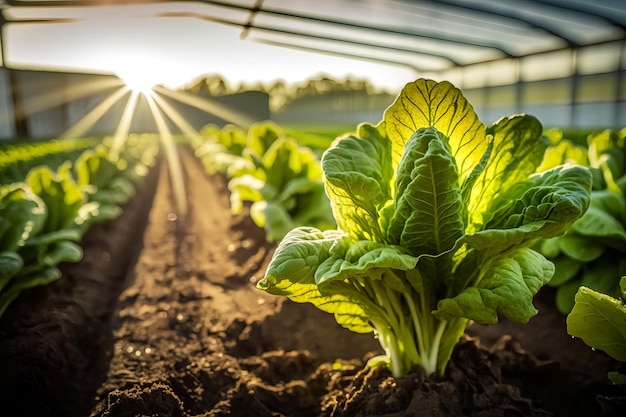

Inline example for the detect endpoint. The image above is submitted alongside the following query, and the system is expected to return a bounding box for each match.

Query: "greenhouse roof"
[2,0,625,76]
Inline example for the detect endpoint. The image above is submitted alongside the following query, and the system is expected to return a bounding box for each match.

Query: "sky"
[3,2,419,92]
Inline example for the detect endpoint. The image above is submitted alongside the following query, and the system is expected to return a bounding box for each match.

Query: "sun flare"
[115,68,160,95]
[112,56,192,94]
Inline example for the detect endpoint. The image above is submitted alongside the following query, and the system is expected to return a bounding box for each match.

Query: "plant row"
[190,121,336,242]
[534,127,626,380]
[187,81,624,381]
[0,134,160,318]
[0,137,100,183]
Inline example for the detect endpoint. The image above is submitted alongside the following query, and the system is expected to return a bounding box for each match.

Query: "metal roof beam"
[252,38,422,73]
[5,1,165,5]
[196,0,513,57]
[243,24,463,66]
[0,3,465,68]
[154,10,461,66]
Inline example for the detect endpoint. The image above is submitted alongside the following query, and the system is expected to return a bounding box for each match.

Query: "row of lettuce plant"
[533,127,626,382]
[191,121,335,242]
[190,79,622,380]
[0,137,100,183]
[0,134,160,318]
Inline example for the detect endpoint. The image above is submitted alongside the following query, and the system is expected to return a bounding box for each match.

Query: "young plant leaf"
[385,79,486,182]
[567,279,626,362]
[322,123,392,242]
[468,115,545,230]
[386,127,463,256]
[0,183,46,251]
[0,251,23,293]
[434,249,554,323]
[259,227,374,333]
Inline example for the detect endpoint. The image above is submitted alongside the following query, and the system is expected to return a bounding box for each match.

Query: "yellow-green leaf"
[384,79,487,183]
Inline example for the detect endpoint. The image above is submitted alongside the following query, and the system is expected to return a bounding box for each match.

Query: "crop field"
[0,79,624,417]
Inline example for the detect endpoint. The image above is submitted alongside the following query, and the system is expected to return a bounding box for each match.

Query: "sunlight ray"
[150,92,205,148]
[110,89,141,159]
[60,86,130,139]
[22,77,124,115]
[144,91,188,217]
[152,85,255,128]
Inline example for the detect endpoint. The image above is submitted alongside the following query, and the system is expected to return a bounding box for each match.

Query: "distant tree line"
[180,74,391,112]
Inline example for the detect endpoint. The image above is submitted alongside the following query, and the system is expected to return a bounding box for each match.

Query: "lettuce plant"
[257,79,592,377]
[536,129,626,313]
[228,137,334,242]
[0,166,84,317]
[195,124,252,177]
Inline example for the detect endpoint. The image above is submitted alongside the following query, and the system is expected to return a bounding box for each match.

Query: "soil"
[1,148,625,417]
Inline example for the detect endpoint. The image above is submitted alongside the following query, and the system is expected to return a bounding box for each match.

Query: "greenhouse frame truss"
[0,0,625,130]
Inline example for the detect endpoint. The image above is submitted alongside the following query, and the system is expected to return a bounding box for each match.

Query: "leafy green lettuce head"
[258,79,592,377]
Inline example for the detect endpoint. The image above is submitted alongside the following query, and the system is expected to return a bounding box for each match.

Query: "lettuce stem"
[423,319,447,375]
[366,276,454,377]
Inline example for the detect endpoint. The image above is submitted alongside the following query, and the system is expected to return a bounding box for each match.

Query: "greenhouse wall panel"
[0,69,15,139]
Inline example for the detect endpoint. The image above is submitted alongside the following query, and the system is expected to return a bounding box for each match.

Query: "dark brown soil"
[1,148,624,417]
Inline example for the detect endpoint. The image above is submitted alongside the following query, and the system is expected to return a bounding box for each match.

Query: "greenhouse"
[0,1,625,416]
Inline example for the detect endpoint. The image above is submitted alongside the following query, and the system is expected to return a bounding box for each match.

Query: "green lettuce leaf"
[385,127,463,256]
[322,122,392,242]
[434,249,554,323]
[228,136,333,241]
[0,251,23,293]
[570,193,626,249]
[468,115,546,231]
[567,277,626,362]
[535,139,588,173]
[26,162,85,233]
[0,183,46,251]
[246,121,282,158]
[259,227,374,333]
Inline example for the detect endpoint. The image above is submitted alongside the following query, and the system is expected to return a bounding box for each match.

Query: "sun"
[115,67,161,95]
[112,56,193,94]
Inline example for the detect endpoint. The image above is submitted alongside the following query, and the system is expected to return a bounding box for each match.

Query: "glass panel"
[576,73,619,103]
[487,59,518,86]
[0,69,15,138]
[459,64,489,88]
[578,42,622,75]
[521,50,573,82]
[487,84,518,106]
[522,78,572,105]
[461,0,622,45]
[461,88,486,107]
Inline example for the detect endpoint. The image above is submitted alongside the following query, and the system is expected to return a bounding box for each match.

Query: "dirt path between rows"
[89,148,382,417]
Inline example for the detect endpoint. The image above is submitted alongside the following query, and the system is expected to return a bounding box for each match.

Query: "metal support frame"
[0,7,29,137]
[570,48,579,128]
[616,40,625,129]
